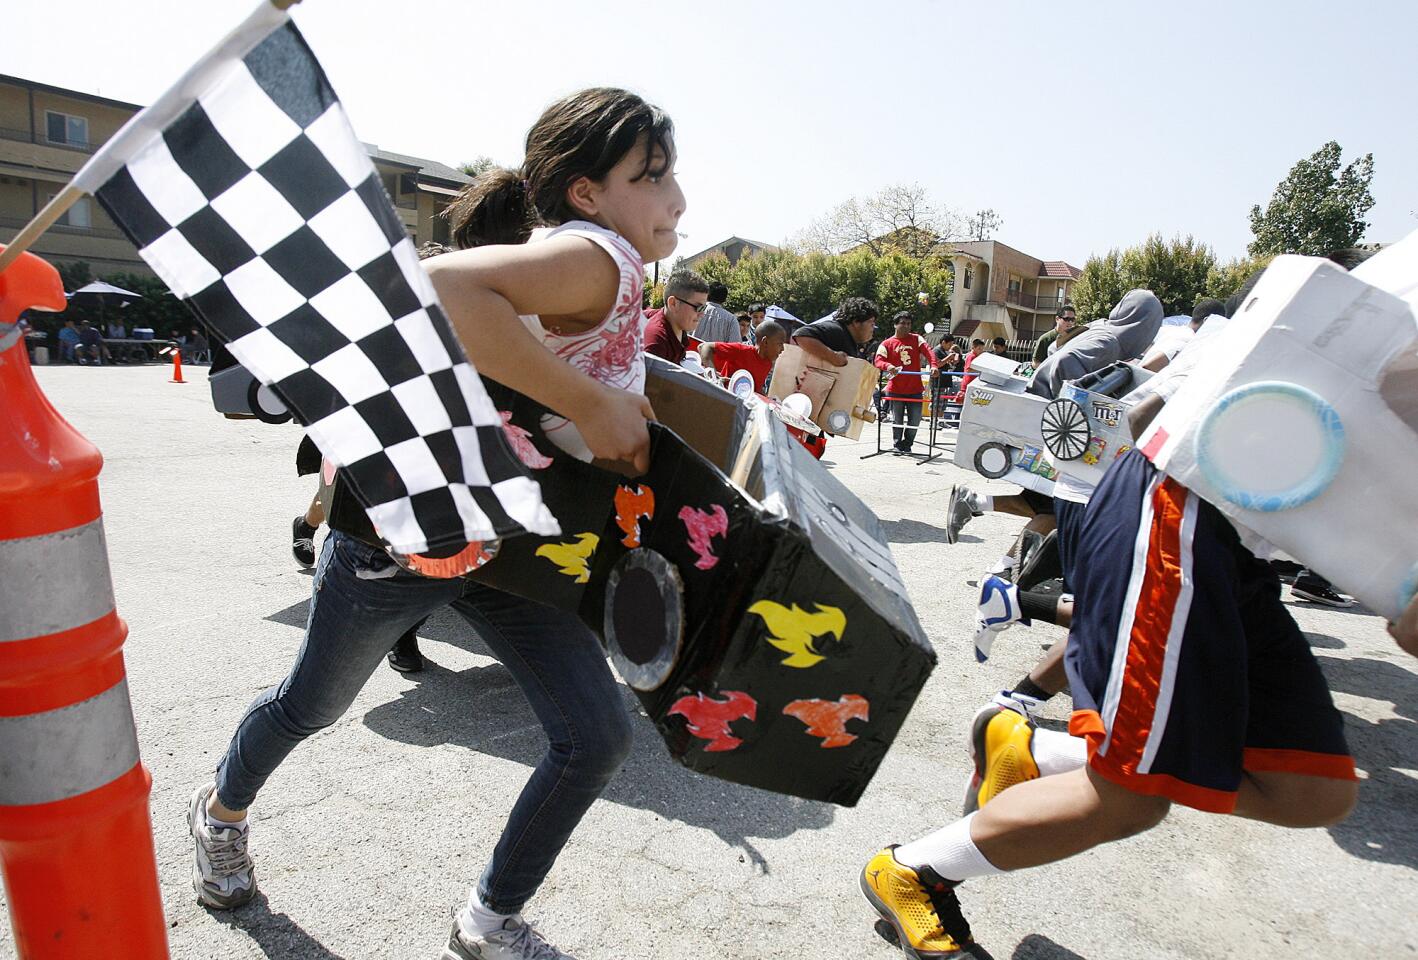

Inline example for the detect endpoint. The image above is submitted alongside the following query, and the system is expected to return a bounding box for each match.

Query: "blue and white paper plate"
[1195,381,1345,512]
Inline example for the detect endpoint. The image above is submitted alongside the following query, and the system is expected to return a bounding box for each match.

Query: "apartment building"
[0,74,470,279]
[947,239,1081,342]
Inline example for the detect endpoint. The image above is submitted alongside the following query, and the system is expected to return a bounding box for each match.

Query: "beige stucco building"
[947,239,1081,343]
[0,74,470,279]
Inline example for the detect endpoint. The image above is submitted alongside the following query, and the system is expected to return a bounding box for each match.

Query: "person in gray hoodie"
[1026,288,1164,399]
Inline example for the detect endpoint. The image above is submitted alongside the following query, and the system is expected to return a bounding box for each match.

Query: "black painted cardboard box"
[471,356,936,806]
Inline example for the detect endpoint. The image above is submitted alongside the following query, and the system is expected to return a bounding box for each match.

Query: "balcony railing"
[0,126,95,153]
[1004,289,1070,312]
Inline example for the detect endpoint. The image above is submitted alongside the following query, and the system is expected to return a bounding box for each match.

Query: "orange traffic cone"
[170,347,185,384]
[0,246,170,958]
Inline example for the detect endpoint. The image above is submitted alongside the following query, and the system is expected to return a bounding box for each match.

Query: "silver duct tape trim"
[0,519,116,642]
[0,678,141,806]
[0,321,20,352]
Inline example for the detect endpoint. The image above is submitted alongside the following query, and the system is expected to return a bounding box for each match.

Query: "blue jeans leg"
[214,531,462,811]
[454,584,633,914]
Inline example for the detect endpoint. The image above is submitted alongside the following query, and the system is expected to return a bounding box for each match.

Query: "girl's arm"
[427,237,655,474]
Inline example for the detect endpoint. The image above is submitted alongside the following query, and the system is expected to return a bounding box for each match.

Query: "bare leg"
[1027,640,1070,695]
[970,765,1171,870]
[304,491,324,528]
[1234,770,1357,827]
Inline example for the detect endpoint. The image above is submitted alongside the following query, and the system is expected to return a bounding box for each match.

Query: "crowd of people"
[170,85,1418,960]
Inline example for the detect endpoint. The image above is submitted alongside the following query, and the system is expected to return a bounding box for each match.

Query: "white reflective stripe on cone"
[0,518,115,642]
[0,678,141,806]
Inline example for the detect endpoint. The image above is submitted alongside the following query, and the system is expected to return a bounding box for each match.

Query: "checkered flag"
[69,2,557,557]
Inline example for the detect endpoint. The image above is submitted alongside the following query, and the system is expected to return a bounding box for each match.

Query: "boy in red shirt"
[874,311,938,454]
[698,320,787,393]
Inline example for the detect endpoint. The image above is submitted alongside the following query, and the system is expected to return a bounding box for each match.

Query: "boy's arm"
[427,238,654,473]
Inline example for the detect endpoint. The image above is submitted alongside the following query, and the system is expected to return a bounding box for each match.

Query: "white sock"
[205,809,246,832]
[1031,728,1088,777]
[461,892,515,938]
[894,813,1003,883]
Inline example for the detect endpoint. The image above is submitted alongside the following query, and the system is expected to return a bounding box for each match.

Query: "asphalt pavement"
[3,364,1415,960]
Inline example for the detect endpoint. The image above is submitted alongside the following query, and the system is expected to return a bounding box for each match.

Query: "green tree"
[1248,141,1375,257]
[1119,234,1216,315]
[1072,235,1217,319]
[1070,248,1125,322]
[1205,254,1274,301]
[457,156,498,178]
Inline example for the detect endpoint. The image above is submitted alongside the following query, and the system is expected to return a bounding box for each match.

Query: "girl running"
[188,87,684,960]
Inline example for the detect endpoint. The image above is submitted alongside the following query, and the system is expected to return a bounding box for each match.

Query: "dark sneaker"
[291,516,317,568]
[1291,575,1355,607]
[861,846,982,958]
[442,912,578,959]
[945,485,984,545]
[388,626,426,673]
[188,783,256,909]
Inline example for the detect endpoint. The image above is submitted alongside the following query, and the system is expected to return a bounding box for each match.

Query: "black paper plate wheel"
[603,549,684,691]
[247,378,293,424]
[973,441,1015,480]
[1041,397,1089,461]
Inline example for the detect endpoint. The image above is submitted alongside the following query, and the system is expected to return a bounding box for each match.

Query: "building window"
[45,111,89,148]
[50,193,91,229]
[963,266,972,290]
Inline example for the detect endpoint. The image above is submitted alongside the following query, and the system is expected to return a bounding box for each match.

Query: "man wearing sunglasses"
[644,269,709,363]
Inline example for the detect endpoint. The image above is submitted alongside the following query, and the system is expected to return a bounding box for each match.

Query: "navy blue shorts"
[1053,497,1087,594]
[1064,451,1356,813]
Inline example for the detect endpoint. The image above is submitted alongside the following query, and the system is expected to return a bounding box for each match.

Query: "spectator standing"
[693,281,740,342]
[106,318,127,339]
[958,337,987,393]
[1032,305,1078,364]
[874,311,939,454]
[644,269,708,363]
[736,312,754,344]
[990,336,1009,357]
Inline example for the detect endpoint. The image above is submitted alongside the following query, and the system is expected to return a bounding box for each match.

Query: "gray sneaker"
[945,484,983,545]
[188,783,256,909]
[442,912,577,960]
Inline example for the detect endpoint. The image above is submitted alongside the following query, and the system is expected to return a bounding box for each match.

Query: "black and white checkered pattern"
[87,22,556,555]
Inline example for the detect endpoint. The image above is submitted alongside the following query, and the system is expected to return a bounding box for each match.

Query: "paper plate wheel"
[248,379,292,424]
[973,442,1014,480]
[1041,397,1090,461]
[1196,381,1344,512]
[604,549,684,691]
[728,369,756,398]
[826,409,852,434]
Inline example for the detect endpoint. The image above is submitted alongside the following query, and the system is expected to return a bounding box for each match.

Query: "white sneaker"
[188,783,256,909]
[945,485,984,545]
[443,911,577,960]
[990,689,1045,721]
[973,575,1029,662]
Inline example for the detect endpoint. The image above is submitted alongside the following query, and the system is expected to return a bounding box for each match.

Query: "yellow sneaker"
[963,705,1040,815]
[860,846,977,958]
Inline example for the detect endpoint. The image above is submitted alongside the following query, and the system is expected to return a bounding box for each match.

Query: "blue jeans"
[214,530,633,913]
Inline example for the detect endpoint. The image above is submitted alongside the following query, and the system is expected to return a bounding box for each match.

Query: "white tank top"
[516,221,646,459]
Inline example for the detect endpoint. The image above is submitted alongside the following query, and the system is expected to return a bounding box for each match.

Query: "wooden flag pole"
[0,184,85,276]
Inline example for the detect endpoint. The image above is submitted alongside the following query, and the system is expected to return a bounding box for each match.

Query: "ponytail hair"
[445,167,534,249]
[445,87,673,249]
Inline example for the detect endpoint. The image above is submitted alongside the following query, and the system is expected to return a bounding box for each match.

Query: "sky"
[6,0,1417,269]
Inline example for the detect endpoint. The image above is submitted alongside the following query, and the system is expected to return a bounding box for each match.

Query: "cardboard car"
[954,352,1151,495]
[1141,251,1418,621]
